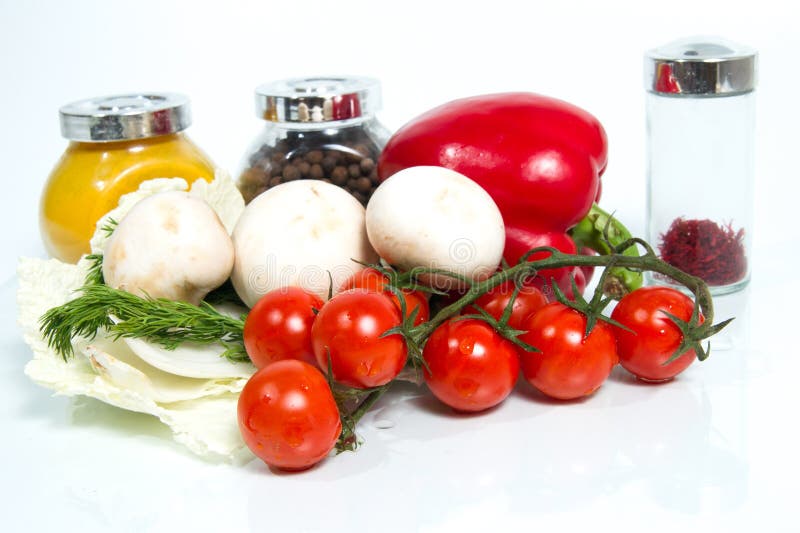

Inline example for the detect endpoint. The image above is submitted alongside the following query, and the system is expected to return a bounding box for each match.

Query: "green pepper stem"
[569,203,643,296]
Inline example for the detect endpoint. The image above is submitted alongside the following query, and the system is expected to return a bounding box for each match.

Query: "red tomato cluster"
[426,285,701,409]
[238,275,701,471]
[238,268,429,470]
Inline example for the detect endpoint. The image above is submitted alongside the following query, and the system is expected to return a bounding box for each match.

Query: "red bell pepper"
[378,92,636,298]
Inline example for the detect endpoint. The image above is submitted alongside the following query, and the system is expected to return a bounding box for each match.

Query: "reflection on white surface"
[236,357,750,530]
[2,263,797,532]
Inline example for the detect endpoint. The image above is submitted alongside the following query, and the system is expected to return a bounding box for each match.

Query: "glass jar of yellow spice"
[40,93,216,263]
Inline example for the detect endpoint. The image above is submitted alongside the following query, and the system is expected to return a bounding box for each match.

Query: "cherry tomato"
[519,302,618,400]
[423,318,519,412]
[237,360,341,471]
[339,267,429,326]
[611,286,703,382]
[311,289,407,389]
[243,287,323,369]
[466,282,547,330]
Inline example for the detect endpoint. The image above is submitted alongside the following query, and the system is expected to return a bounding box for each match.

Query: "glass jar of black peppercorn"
[237,76,390,206]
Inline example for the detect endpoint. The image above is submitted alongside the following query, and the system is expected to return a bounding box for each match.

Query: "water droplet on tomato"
[283,424,305,448]
[459,338,475,355]
[454,377,479,398]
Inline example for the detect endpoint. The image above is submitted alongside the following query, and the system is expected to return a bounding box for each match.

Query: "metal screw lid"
[254,76,382,123]
[59,93,192,142]
[645,37,757,96]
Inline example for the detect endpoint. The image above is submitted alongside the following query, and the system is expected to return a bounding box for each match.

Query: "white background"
[1,1,799,531]
[2,0,797,274]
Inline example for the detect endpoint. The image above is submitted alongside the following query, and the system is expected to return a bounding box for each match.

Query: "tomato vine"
[336,235,733,447]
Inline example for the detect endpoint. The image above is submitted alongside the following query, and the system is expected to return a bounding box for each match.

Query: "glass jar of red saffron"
[645,37,757,295]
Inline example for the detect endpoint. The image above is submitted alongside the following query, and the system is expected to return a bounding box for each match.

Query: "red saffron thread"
[659,217,747,286]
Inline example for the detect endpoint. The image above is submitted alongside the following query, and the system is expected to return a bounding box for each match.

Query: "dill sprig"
[84,254,105,285]
[82,218,118,286]
[100,217,119,237]
[39,284,248,363]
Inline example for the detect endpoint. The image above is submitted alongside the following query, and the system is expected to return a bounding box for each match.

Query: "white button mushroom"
[102,191,235,305]
[231,180,378,307]
[366,166,505,289]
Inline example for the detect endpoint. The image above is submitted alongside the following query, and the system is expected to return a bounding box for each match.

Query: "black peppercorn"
[297,161,311,178]
[309,163,324,180]
[237,125,386,207]
[355,176,372,193]
[360,157,375,174]
[348,164,361,179]
[282,165,301,181]
[306,150,324,164]
[321,156,337,173]
[331,166,349,185]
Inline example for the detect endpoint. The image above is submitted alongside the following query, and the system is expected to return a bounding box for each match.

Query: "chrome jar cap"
[645,37,757,97]
[59,93,192,142]
[254,76,382,123]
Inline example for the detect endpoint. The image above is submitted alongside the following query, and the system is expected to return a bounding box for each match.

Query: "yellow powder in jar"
[40,132,215,263]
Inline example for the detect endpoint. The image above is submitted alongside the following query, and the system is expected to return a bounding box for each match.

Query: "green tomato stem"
[409,245,719,351]
[336,383,392,452]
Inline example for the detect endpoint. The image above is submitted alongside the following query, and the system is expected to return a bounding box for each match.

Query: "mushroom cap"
[366,166,505,289]
[103,191,235,305]
[231,180,377,307]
